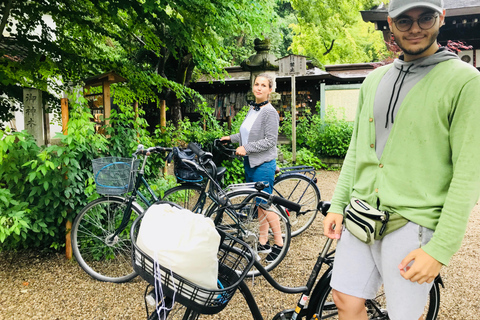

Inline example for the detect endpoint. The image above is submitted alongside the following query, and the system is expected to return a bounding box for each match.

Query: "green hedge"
[0,101,352,250]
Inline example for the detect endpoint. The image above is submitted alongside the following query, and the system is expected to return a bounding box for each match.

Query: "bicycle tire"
[206,189,291,277]
[71,196,143,283]
[313,272,441,320]
[161,184,211,214]
[273,173,321,237]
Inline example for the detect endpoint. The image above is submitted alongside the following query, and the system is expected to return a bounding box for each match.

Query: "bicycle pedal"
[145,291,156,307]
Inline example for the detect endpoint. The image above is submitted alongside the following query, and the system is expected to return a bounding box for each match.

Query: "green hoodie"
[330,57,480,265]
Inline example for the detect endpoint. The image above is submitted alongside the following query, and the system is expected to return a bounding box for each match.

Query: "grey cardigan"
[230,103,279,168]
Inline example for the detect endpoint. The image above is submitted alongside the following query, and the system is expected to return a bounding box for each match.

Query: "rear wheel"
[314,274,441,319]
[273,173,320,237]
[207,189,291,277]
[71,196,143,283]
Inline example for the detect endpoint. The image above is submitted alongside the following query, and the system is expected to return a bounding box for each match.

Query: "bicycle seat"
[217,166,226,181]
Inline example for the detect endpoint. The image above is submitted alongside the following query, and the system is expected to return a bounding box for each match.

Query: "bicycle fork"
[277,237,334,320]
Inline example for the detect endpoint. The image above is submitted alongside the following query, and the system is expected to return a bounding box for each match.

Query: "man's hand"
[323,212,343,239]
[398,248,442,284]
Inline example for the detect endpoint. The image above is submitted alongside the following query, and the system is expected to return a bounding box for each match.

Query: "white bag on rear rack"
[136,203,220,290]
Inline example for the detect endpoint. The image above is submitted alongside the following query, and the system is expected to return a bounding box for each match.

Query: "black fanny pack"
[344,198,409,245]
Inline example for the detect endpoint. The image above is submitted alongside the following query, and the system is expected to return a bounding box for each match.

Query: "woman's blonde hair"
[255,73,274,89]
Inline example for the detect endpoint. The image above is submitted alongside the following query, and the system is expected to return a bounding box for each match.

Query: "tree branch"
[0,0,15,40]
[323,39,335,55]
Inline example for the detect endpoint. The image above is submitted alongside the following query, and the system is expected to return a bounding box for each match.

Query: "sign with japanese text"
[277,55,307,76]
[23,88,44,145]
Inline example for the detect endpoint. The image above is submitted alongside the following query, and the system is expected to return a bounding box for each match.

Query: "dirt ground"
[1,169,479,319]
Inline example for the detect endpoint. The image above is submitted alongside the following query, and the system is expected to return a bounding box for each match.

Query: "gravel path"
[1,170,479,319]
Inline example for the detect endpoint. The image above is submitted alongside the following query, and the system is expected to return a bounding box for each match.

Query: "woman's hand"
[236,146,246,156]
[220,136,231,141]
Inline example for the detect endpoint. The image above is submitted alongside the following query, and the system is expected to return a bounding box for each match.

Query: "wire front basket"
[92,157,140,195]
[131,204,255,315]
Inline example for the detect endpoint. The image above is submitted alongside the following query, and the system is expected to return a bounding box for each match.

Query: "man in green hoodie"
[323,0,480,319]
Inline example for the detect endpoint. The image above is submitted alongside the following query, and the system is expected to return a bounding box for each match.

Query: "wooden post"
[160,100,168,176]
[61,98,72,260]
[103,81,111,127]
[291,75,296,163]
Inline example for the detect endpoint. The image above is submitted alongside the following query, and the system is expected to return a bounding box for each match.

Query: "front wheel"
[206,189,291,277]
[273,173,320,237]
[313,273,441,319]
[161,184,211,214]
[71,196,143,283]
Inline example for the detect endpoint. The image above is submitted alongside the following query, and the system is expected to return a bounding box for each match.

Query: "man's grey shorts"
[330,221,434,320]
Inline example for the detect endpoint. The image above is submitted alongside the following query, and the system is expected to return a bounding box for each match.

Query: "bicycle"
[71,145,173,283]
[212,139,321,237]
[134,200,442,320]
[162,142,301,276]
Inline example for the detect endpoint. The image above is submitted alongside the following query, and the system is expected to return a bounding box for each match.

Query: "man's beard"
[394,29,439,56]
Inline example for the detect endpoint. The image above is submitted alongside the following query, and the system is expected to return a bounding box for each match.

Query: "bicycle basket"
[92,157,140,195]
[173,147,203,183]
[131,202,255,315]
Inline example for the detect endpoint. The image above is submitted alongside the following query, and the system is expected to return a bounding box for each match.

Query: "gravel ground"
[1,169,479,319]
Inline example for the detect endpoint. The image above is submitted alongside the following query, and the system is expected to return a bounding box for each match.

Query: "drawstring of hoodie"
[385,64,413,128]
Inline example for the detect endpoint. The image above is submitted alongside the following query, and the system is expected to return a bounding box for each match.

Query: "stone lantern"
[240,38,281,102]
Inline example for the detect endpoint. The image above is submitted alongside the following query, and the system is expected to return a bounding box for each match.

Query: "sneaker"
[257,242,271,253]
[265,244,283,263]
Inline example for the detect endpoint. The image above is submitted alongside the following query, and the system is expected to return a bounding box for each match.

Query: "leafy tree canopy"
[289,0,390,66]
[0,0,276,126]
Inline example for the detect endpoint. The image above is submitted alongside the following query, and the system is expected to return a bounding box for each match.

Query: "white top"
[240,109,261,146]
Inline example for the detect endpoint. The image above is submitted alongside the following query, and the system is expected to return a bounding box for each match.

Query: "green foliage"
[0,187,31,244]
[278,146,325,170]
[280,107,353,158]
[0,0,278,126]
[306,108,353,158]
[220,157,245,186]
[0,98,111,250]
[289,0,389,65]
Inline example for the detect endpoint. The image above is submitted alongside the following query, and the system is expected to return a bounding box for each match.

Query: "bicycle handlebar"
[132,145,173,156]
[187,142,213,164]
[270,195,302,213]
[213,139,238,158]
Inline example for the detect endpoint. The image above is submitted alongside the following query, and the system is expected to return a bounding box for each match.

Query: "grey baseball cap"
[388,0,444,18]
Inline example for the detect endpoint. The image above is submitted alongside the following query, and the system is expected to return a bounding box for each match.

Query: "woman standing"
[220,73,282,262]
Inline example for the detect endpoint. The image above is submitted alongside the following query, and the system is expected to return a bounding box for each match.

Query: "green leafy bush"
[306,108,353,158]
[0,105,109,250]
[280,106,353,158]
[220,157,245,186]
[278,146,325,170]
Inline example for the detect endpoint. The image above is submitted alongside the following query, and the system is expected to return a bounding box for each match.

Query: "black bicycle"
[212,139,321,237]
[134,201,442,320]
[162,142,301,276]
[71,145,173,283]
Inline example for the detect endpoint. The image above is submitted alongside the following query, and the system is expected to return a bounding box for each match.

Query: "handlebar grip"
[270,195,302,213]
[188,142,205,158]
[317,201,331,217]
[188,142,213,165]
[153,146,172,153]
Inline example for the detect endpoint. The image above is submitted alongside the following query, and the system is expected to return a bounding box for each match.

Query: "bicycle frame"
[109,146,170,239]
[178,158,291,237]
[237,218,336,320]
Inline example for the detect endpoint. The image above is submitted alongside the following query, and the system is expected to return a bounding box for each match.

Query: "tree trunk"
[170,52,193,127]
[0,0,14,39]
